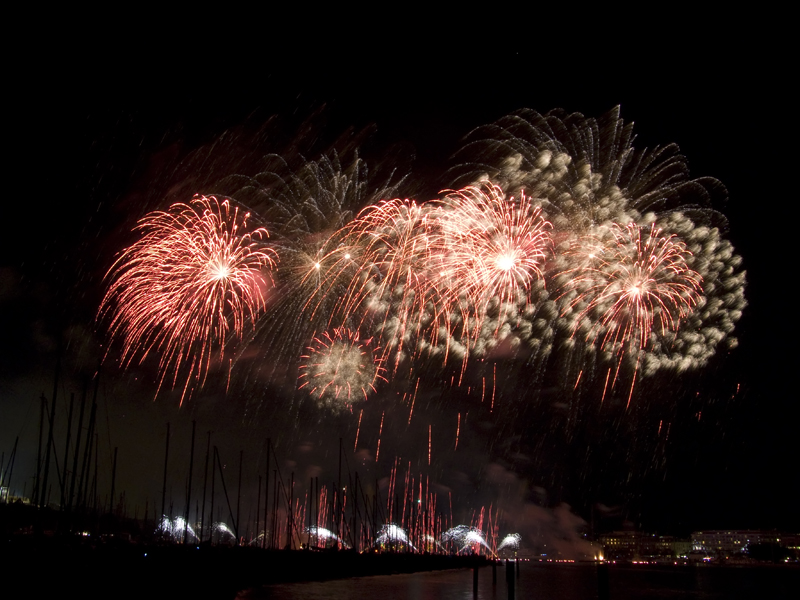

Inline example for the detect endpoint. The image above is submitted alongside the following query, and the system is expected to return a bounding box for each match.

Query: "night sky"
[2,35,795,546]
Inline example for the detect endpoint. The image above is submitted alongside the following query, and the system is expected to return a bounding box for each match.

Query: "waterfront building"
[598,531,683,559]
[690,530,782,557]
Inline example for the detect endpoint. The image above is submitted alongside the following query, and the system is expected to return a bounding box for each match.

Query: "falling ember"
[376,411,384,462]
[406,378,420,425]
[428,425,432,465]
[354,409,363,451]
[491,364,496,412]
[99,195,276,403]
[455,413,461,451]
[626,355,640,408]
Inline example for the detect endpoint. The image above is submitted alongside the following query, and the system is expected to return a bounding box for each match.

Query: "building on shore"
[691,530,782,557]
[598,531,685,560]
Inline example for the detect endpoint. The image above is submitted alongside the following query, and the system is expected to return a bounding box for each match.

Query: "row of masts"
[0,357,104,516]
[158,429,478,554]
[0,361,502,556]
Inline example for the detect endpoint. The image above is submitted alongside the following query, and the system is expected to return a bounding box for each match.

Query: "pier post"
[597,562,610,600]
[505,559,515,599]
[161,422,170,533]
[472,565,478,595]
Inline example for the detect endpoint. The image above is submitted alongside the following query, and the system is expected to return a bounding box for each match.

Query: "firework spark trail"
[387,458,398,518]
[298,326,386,410]
[376,411,385,462]
[428,424,431,465]
[354,409,363,451]
[446,106,679,229]
[100,195,275,402]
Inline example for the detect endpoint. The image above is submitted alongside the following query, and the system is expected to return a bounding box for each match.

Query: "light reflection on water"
[242,562,800,600]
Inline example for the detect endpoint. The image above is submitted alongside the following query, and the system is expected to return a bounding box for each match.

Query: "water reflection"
[242,562,800,600]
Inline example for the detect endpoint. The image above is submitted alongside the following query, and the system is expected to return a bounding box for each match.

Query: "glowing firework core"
[208,260,232,280]
[495,253,515,271]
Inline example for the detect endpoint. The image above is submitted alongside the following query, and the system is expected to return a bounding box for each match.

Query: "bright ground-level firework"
[375,523,416,550]
[497,533,522,553]
[157,516,198,542]
[100,195,276,402]
[305,526,348,549]
[298,326,387,410]
[442,525,495,555]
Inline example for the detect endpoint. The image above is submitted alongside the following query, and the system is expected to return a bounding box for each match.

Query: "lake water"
[243,562,800,600]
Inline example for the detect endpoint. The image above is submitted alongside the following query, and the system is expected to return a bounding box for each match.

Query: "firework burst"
[298,326,387,410]
[100,107,746,417]
[561,222,703,360]
[325,198,442,368]
[447,107,745,399]
[446,106,702,231]
[225,153,408,393]
[428,183,554,360]
[100,195,276,402]
[324,184,556,375]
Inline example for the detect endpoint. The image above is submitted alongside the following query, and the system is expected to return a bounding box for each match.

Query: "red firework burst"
[563,222,703,358]
[433,183,552,317]
[100,195,276,402]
